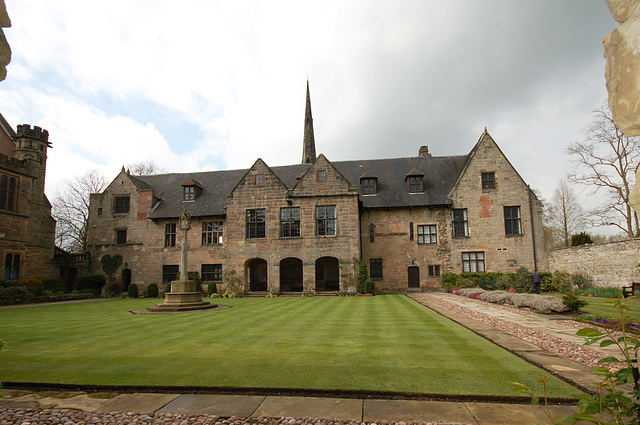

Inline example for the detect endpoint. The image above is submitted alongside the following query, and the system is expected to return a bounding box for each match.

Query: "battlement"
[16,124,51,146]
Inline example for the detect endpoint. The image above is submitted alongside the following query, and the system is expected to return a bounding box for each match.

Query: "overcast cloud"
[0,1,618,231]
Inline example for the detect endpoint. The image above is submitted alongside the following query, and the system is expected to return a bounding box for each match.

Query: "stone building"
[86,86,546,293]
[0,113,56,281]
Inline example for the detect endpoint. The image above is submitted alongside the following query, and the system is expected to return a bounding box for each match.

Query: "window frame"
[504,206,522,236]
[202,221,224,246]
[280,207,301,238]
[201,264,223,282]
[246,209,266,239]
[417,224,437,244]
[165,223,176,247]
[370,258,383,280]
[452,208,469,237]
[428,265,441,277]
[114,196,130,214]
[407,175,423,193]
[481,172,496,189]
[255,174,265,185]
[4,253,20,280]
[0,175,18,211]
[116,229,127,245]
[162,265,179,283]
[315,205,337,236]
[462,252,485,273]
[183,185,195,201]
[362,178,377,195]
[316,170,327,182]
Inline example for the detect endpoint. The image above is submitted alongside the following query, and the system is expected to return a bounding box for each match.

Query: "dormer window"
[405,169,424,193]
[362,178,377,195]
[181,178,203,201]
[316,170,327,182]
[408,176,423,193]
[184,186,195,201]
[255,174,265,185]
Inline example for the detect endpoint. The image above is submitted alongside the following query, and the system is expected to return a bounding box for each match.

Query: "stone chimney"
[418,146,430,157]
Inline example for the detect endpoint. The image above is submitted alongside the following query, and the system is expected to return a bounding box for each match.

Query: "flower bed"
[0,292,93,306]
[449,287,568,313]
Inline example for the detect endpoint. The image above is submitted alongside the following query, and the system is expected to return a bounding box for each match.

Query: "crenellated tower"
[302,80,317,164]
[13,124,51,197]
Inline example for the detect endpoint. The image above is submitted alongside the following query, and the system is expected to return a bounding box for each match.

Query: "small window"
[452,209,468,237]
[409,222,414,241]
[417,225,437,244]
[481,172,496,189]
[201,264,222,282]
[462,252,485,273]
[184,186,195,201]
[316,170,327,182]
[428,265,441,277]
[4,254,20,280]
[255,174,265,185]
[280,207,301,238]
[0,175,18,211]
[162,265,179,283]
[370,258,383,280]
[114,196,130,214]
[369,223,375,243]
[316,205,336,236]
[116,229,127,245]
[362,178,377,195]
[246,209,266,239]
[165,223,176,247]
[504,206,522,236]
[408,176,423,193]
[97,208,103,216]
[202,221,224,245]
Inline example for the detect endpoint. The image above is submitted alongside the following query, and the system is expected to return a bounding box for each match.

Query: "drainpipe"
[528,185,538,271]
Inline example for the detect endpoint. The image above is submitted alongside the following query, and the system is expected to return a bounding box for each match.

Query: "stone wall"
[549,239,640,287]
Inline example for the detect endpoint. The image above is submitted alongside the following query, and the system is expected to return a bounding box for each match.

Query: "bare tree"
[546,179,586,247]
[52,170,108,253]
[567,104,640,238]
[126,160,165,176]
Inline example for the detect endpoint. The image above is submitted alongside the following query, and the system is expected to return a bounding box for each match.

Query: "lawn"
[580,296,640,322]
[0,295,581,398]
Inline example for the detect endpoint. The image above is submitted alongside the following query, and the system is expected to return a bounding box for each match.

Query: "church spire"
[302,79,316,164]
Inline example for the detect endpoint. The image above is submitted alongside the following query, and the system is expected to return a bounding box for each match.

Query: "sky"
[0,1,620,231]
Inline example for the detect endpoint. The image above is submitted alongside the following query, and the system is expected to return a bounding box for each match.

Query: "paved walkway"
[1,293,608,425]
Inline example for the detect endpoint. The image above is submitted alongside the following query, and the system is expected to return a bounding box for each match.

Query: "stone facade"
[549,239,640,287]
[0,118,57,281]
[86,130,545,294]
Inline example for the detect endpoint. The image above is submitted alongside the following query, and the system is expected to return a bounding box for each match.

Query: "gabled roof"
[0,113,16,138]
[131,152,467,219]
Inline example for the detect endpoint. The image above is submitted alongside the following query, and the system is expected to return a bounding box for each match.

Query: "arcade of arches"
[245,256,340,293]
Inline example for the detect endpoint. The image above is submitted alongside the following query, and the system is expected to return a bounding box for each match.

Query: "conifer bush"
[127,283,139,298]
[363,279,375,294]
[146,282,159,298]
[207,282,217,297]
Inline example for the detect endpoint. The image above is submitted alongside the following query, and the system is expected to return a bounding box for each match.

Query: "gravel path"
[0,408,464,425]
[416,293,623,370]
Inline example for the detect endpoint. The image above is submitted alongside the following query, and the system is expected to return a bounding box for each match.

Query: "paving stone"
[364,399,476,424]
[157,394,265,417]
[97,393,179,414]
[253,397,362,421]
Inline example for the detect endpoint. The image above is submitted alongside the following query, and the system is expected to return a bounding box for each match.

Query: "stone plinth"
[147,280,217,313]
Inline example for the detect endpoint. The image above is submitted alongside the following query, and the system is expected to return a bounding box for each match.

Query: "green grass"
[579,296,640,322]
[0,295,581,397]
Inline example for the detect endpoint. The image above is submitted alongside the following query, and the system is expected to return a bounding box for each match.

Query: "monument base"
[146,280,217,313]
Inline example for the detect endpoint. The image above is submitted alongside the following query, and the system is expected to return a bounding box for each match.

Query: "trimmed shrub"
[495,274,513,291]
[478,274,487,290]
[562,292,588,312]
[75,274,106,296]
[106,283,121,297]
[0,285,30,300]
[146,282,159,298]
[531,296,568,314]
[513,267,533,293]
[363,279,375,294]
[127,283,139,298]
[357,261,368,294]
[480,291,511,304]
[207,282,218,296]
[42,290,53,297]
[43,278,65,294]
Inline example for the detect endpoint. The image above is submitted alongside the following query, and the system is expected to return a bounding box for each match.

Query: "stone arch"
[280,257,303,292]
[315,256,339,292]
[246,258,268,292]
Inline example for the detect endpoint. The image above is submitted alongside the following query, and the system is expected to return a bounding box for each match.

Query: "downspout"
[528,185,538,271]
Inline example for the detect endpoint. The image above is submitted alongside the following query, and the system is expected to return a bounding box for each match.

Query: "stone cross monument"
[147,209,216,312]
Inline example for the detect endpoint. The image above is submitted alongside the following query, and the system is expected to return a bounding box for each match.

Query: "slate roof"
[136,154,468,219]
